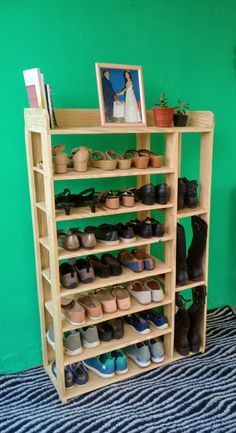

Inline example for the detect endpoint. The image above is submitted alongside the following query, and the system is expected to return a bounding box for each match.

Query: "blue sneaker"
[111,349,128,374]
[71,362,89,386]
[51,361,75,389]
[140,311,168,329]
[125,314,150,334]
[84,353,115,378]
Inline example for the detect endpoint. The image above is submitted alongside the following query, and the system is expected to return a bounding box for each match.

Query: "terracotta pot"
[153,107,175,127]
[173,113,188,127]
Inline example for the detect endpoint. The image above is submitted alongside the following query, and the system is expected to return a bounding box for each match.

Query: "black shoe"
[183,177,198,208]
[74,259,95,284]
[178,178,187,210]
[97,323,113,341]
[175,293,190,356]
[87,255,111,278]
[116,223,136,243]
[101,253,122,276]
[85,224,119,246]
[108,318,124,339]
[136,184,155,205]
[187,216,207,281]
[155,183,170,205]
[188,286,206,352]
[128,219,153,238]
[176,223,188,286]
[143,217,164,237]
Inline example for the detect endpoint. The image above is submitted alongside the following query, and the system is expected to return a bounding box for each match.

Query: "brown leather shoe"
[118,250,144,273]
[132,249,155,270]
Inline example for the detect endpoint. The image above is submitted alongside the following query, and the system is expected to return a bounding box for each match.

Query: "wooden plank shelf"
[45,295,172,331]
[175,280,206,292]
[177,207,207,219]
[48,126,213,135]
[39,233,173,260]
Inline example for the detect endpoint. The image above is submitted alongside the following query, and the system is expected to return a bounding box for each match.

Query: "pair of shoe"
[57,229,97,251]
[91,150,131,171]
[128,279,164,304]
[85,223,136,245]
[124,149,163,169]
[126,338,164,366]
[55,188,97,215]
[103,189,136,209]
[98,318,124,341]
[128,217,164,238]
[119,249,155,273]
[175,287,206,355]
[59,259,95,289]
[177,216,208,285]
[178,177,198,209]
[47,325,98,356]
[84,349,128,377]
[137,183,170,205]
[125,311,168,334]
[51,360,89,388]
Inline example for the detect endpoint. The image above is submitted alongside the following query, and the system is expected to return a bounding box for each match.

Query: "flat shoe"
[132,248,155,271]
[118,250,144,273]
[78,295,103,320]
[108,318,124,339]
[101,253,122,276]
[97,323,113,341]
[112,285,131,310]
[95,288,117,313]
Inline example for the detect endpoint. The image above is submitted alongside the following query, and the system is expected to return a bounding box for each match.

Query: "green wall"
[1,0,236,373]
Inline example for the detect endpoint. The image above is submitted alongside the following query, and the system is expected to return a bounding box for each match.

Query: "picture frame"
[95,63,146,127]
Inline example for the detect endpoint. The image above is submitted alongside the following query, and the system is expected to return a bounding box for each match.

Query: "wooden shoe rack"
[25,108,214,403]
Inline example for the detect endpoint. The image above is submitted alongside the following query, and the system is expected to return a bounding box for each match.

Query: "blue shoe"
[125,314,150,334]
[51,361,75,389]
[71,362,89,386]
[111,349,128,374]
[140,311,168,329]
[118,251,144,273]
[84,353,115,378]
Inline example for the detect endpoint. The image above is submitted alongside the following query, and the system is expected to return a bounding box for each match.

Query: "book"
[45,83,57,128]
[23,68,46,108]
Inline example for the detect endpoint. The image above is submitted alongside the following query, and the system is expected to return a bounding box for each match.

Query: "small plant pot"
[173,113,188,127]
[153,107,175,127]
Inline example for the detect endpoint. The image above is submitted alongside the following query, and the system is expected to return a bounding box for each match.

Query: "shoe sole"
[100,240,120,246]
[115,368,128,375]
[151,355,165,363]
[66,319,86,326]
[64,347,83,356]
[119,236,137,243]
[83,363,115,378]
[126,323,150,334]
[88,314,103,320]
[147,320,168,330]
[127,353,151,367]
[81,340,100,348]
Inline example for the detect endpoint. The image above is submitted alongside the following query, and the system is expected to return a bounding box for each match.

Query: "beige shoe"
[53,151,68,174]
[95,289,117,313]
[90,151,117,170]
[78,295,103,320]
[65,300,86,325]
[105,150,131,170]
[72,146,91,172]
[57,230,80,251]
[112,285,131,310]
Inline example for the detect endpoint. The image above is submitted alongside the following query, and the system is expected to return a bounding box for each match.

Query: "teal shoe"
[84,353,115,378]
[111,349,128,374]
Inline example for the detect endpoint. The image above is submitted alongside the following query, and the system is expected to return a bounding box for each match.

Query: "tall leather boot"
[187,216,207,281]
[175,293,190,356]
[183,177,198,208]
[178,178,187,210]
[176,223,188,285]
[188,286,206,352]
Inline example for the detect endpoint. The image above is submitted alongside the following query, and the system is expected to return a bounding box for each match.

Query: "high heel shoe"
[72,146,91,172]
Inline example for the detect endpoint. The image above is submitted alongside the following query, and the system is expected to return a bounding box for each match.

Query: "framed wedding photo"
[95,63,146,127]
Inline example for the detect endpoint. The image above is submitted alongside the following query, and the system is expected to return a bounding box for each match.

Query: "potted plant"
[153,92,175,127]
[173,100,190,126]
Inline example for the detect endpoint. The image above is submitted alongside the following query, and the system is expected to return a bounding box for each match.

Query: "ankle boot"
[187,216,208,281]
[178,178,187,209]
[176,223,188,285]
[175,293,190,355]
[183,177,198,208]
[188,286,206,352]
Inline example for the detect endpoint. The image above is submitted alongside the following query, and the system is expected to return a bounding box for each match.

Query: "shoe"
[57,230,80,251]
[51,361,75,389]
[97,322,113,341]
[69,228,96,249]
[59,262,79,289]
[140,311,168,329]
[119,190,135,207]
[79,326,100,348]
[112,285,131,310]
[108,318,124,339]
[90,151,117,170]
[125,314,150,334]
[61,297,74,320]
[175,293,190,356]
[95,288,117,313]
[55,188,75,215]
[111,349,128,374]
[78,295,103,320]
[142,217,164,237]
[155,183,170,205]
[64,300,85,325]
[124,149,149,169]
[144,279,164,302]
[46,325,56,350]
[87,255,111,278]
[138,149,163,168]
[84,353,115,378]
[132,249,155,271]
[101,253,122,276]
[75,259,95,284]
[116,223,136,243]
[178,178,187,210]
[53,147,68,174]
[72,146,90,172]
[183,177,198,208]
[187,216,207,281]
[63,330,83,356]
[128,281,151,304]
[118,250,144,273]
[126,343,151,367]
[188,286,206,352]
[146,338,164,363]
[85,223,119,246]
[105,150,132,170]
[128,219,153,238]
[105,191,120,210]
[70,362,89,386]
[176,223,188,286]
[136,183,155,205]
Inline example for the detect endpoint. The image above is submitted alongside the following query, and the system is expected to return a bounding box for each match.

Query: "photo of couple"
[96,63,146,126]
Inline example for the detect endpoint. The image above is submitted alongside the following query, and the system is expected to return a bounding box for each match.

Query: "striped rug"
[0,307,236,433]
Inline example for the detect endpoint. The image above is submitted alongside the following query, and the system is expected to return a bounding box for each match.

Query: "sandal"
[105,150,131,170]
[105,191,120,209]
[138,149,164,168]
[90,151,117,170]
[119,189,135,207]
[72,146,91,172]
[55,189,75,215]
[52,145,68,174]
[70,188,97,213]
[124,149,149,169]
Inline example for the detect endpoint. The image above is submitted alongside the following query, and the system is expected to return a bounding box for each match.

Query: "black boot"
[176,223,188,285]
[183,177,198,208]
[178,178,186,210]
[175,293,190,356]
[188,286,206,352]
[187,216,208,281]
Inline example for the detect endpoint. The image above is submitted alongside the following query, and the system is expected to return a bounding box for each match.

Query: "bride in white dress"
[117,71,142,122]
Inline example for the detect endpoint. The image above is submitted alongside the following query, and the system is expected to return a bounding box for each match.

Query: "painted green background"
[1,0,236,373]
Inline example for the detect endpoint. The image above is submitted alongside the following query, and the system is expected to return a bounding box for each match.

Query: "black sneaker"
[85,224,119,246]
[116,223,136,243]
[128,219,153,238]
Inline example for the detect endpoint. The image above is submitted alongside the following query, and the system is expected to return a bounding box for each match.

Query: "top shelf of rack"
[24,108,215,134]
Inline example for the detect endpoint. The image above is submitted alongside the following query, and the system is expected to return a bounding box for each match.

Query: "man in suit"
[102,70,116,121]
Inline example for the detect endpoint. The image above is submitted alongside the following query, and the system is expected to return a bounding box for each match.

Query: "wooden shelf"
[173,348,204,362]
[42,259,172,297]
[39,233,173,260]
[48,126,213,135]
[62,324,172,365]
[175,280,206,292]
[177,207,207,219]
[36,201,173,222]
[45,295,172,331]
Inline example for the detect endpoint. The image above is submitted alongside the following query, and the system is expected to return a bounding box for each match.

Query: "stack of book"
[23,67,57,128]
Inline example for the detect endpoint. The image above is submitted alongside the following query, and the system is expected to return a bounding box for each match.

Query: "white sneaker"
[127,281,151,304]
